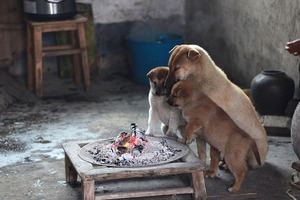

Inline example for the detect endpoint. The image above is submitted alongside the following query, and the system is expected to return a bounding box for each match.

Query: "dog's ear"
[169,45,179,54]
[147,71,153,78]
[176,88,186,97]
[187,49,200,60]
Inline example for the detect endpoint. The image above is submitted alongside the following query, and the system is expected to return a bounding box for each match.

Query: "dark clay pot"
[251,70,295,116]
[291,102,300,160]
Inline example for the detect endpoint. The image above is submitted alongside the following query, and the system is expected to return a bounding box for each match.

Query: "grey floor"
[0,72,299,200]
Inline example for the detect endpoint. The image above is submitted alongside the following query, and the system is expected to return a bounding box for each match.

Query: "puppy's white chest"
[157,100,173,124]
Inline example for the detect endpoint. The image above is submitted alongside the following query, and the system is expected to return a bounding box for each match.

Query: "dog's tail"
[250,140,261,166]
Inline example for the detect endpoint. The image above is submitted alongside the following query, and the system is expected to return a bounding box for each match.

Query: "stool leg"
[77,23,90,89]
[33,26,43,97]
[65,153,78,183]
[71,30,82,84]
[26,23,34,89]
[191,170,207,200]
[82,180,94,200]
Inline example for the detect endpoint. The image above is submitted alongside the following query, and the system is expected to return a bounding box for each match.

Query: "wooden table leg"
[191,170,207,200]
[33,26,43,97]
[26,23,34,89]
[77,23,90,90]
[65,153,78,183]
[82,180,95,200]
[71,30,82,84]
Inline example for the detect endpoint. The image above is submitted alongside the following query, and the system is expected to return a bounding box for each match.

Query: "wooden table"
[62,139,207,200]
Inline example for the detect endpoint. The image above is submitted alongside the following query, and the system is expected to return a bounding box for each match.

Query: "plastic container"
[127,33,184,85]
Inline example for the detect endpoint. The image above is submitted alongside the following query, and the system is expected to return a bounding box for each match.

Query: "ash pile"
[85,123,186,167]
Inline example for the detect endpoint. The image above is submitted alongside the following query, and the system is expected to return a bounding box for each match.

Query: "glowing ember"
[111,123,146,155]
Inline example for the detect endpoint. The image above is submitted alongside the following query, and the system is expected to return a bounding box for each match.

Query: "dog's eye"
[153,81,157,85]
[174,66,180,72]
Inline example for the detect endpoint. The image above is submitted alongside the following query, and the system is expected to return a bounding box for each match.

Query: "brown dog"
[167,80,261,192]
[146,67,186,138]
[165,44,268,168]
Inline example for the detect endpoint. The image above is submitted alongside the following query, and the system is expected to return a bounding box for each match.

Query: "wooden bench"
[62,139,207,200]
[25,15,90,97]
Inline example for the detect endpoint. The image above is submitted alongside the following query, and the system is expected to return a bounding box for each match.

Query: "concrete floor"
[0,72,300,200]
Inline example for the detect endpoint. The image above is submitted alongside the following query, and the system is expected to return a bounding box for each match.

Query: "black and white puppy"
[146,66,186,138]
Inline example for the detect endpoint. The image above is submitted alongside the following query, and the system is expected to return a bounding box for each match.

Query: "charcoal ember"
[133,144,144,153]
[115,131,131,146]
[131,123,146,141]
[117,146,128,154]
[160,139,168,146]
[88,150,94,155]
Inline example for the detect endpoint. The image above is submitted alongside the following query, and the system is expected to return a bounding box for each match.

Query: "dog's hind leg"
[226,156,248,192]
[205,146,220,178]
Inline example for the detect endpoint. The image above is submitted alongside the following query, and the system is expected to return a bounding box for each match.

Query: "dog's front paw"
[165,131,178,140]
[145,131,154,136]
[165,131,176,137]
[177,138,187,144]
[185,139,193,145]
[204,170,217,178]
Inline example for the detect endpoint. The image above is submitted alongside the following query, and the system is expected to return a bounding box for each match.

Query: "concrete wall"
[84,0,186,76]
[186,0,300,97]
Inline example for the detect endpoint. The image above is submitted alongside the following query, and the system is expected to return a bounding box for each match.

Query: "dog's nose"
[166,97,174,106]
[155,89,163,96]
[164,82,172,90]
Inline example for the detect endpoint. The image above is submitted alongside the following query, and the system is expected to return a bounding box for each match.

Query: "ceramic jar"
[291,102,300,160]
[251,70,295,116]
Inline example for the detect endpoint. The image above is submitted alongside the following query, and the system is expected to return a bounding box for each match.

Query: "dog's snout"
[155,89,163,96]
[166,97,173,106]
[155,87,166,96]
[167,97,176,107]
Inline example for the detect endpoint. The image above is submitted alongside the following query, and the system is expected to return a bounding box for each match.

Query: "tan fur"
[165,44,268,168]
[146,67,186,138]
[168,80,261,192]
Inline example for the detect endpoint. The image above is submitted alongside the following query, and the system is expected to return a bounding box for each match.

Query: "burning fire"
[111,123,147,154]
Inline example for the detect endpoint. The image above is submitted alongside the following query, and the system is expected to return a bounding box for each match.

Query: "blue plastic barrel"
[127,33,184,85]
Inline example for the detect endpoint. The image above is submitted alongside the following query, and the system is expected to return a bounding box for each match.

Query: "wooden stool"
[26,15,90,97]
